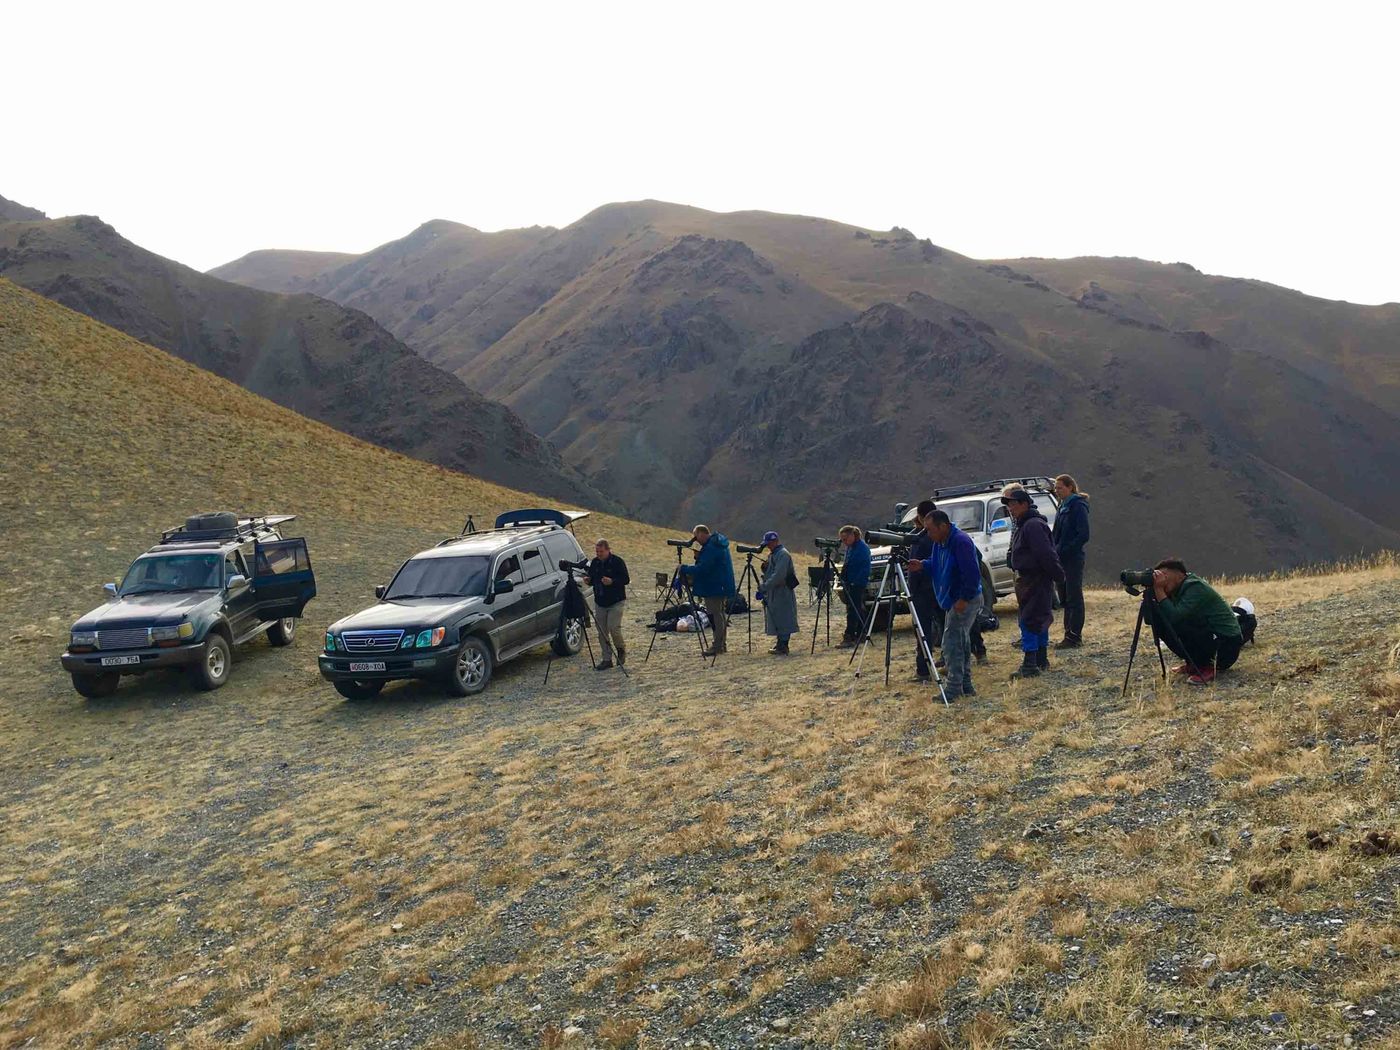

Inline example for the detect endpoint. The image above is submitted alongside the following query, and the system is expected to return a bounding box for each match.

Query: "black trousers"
[1147,605,1243,671]
[1057,552,1086,640]
[842,586,867,639]
[911,592,944,675]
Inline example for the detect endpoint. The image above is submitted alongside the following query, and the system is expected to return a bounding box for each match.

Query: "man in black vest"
[586,539,630,669]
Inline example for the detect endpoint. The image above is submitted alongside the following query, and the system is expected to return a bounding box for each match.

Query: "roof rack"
[159,514,297,545]
[931,477,1056,501]
[434,509,593,548]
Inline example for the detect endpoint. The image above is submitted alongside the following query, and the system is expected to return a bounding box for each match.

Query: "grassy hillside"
[0,214,607,509]
[2,279,1398,1049]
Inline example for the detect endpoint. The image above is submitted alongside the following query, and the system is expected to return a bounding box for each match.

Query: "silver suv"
[893,477,1060,596]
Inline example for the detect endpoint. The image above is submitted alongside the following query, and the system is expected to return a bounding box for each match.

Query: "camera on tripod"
[814,536,842,551]
[735,543,764,555]
[667,538,695,548]
[1120,568,1155,594]
[558,558,588,573]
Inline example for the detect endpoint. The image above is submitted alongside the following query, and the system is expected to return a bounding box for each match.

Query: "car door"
[986,499,1015,594]
[489,553,530,651]
[222,550,260,638]
[251,537,317,620]
[520,545,559,642]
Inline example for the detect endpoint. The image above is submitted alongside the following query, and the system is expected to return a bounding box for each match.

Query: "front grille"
[97,627,152,650]
[342,629,405,653]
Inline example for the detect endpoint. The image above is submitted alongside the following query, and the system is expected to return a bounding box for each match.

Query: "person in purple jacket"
[906,509,982,700]
[1003,486,1066,679]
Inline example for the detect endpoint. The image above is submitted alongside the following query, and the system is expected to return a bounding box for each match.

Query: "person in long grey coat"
[758,531,799,655]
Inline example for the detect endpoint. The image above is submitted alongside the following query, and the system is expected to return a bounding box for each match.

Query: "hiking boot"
[912,672,931,684]
[835,637,856,650]
[1171,663,1192,676]
[769,642,790,656]
[1010,650,1041,679]
[595,660,614,671]
[1036,647,1050,671]
[1056,636,1082,649]
[1188,667,1217,686]
[702,647,726,658]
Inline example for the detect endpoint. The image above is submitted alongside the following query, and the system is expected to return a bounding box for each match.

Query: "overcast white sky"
[6,1,1397,303]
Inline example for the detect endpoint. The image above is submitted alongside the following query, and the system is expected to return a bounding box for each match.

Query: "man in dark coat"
[1051,474,1090,648]
[586,539,630,669]
[1004,487,1065,679]
[906,499,945,681]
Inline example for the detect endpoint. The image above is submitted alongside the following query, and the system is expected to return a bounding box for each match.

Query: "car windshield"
[385,555,490,600]
[120,554,222,595]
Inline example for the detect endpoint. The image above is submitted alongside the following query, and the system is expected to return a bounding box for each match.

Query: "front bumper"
[62,640,208,675]
[318,646,458,683]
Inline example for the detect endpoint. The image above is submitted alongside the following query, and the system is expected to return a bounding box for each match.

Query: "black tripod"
[544,568,630,683]
[736,549,764,653]
[809,547,838,654]
[850,555,948,706]
[643,546,714,666]
[1120,586,1200,696]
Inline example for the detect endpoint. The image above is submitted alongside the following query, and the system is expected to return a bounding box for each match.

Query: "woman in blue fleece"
[906,509,983,700]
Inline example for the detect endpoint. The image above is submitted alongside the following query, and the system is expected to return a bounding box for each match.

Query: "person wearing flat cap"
[1003,486,1065,679]
[757,531,799,655]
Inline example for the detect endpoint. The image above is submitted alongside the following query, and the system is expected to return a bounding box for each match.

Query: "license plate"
[101,655,141,667]
[348,662,386,672]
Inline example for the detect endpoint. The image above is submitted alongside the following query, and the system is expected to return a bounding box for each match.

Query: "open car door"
[252,538,317,618]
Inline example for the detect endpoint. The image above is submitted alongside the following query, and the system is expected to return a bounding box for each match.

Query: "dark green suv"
[61,513,316,698]
[320,509,590,700]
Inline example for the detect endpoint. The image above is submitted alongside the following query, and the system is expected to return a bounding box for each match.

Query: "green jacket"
[1158,575,1242,639]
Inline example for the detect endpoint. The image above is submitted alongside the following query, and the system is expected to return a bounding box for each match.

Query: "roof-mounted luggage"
[159,513,298,545]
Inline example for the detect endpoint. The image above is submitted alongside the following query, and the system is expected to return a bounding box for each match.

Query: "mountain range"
[0,203,606,509]
[211,200,1400,577]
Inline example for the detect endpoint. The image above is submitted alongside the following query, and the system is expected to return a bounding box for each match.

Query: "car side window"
[989,503,1011,526]
[522,548,547,581]
[495,555,524,585]
[224,552,245,582]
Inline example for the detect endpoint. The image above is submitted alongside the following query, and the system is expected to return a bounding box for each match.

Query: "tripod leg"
[644,566,685,663]
[1121,601,1148,697]
[1147,593,1203,680]
[895,564,948,706]
[850,561,892,665]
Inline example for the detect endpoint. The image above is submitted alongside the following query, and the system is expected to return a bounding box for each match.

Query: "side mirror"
[374,585,387,600]
[104,582,118,598]
[494,578,515,595]
[989,519,1011,534]
[227,574,249,591]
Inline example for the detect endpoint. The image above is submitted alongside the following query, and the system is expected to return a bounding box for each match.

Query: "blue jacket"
[840,538,871,591]
[1052,493,1090,560]
[680,534,737,598]
[920,525,983,610]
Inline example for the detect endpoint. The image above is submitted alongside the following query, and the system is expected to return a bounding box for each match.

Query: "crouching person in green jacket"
[1143,559,1243,685]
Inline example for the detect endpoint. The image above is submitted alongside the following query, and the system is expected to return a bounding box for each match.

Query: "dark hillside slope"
[0,215,608,508]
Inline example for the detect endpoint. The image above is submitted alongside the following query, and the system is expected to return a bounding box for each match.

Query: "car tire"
[267,617,297,647]
[334,679,385,701]
[191,634,232,691]
[444,636,492,697]
[550,616,584,657]
[71,672,120,699]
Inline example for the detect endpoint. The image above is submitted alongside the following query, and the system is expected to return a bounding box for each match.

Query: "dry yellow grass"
[0,282,1397,1047]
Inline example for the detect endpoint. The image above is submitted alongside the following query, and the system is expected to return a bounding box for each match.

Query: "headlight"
[71,630,98,648]
[325,632,337,652]
[416,627,446,648]
[400,633,416,649]
[152,622,195,644]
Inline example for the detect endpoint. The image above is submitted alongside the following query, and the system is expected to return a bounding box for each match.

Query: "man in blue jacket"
[836,525,871,648]
[908,510,982,699]
[678,524,737,656]
[907,499,946,681]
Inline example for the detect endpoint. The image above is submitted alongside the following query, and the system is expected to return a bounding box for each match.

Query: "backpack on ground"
[1232,597,1258,645]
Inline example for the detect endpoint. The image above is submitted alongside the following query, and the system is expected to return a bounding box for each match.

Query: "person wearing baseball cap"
[1003,487,1065,679]
[678,524,737,656]
[757,531,799,655]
